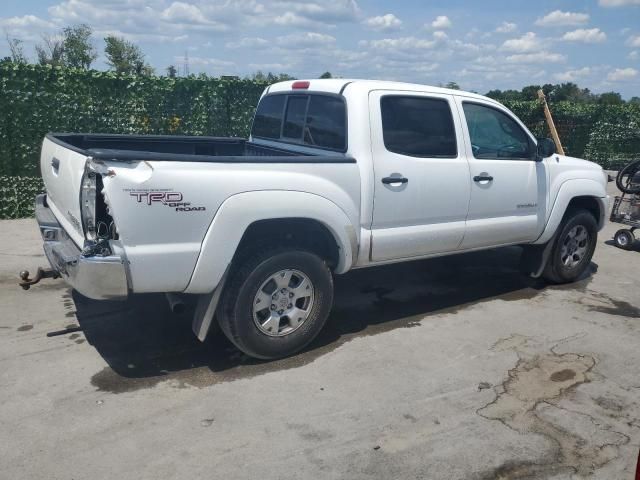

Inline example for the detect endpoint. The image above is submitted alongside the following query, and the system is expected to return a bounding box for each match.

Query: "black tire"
[218,246,333,359]
[543,209,598,284]
[614,229,635,250]
[615,160,640,194]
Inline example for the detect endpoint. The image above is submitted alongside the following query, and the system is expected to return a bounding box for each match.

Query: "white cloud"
[501,32,541,52]
[506,51,566,63]
[607,67,638,81]
[363,13,401,31]
[275,32,336,46]
[411,63,439,73]
[495,22,517,33]
[362,37,436,51]
[248,62,293,71]
[160,2,227,30]
[626,35,640,47]
[0,14,57,40]
[562,28,607,43]
[599,0,640,6]
[0,14,56,30]
[433,31,449,41]
[279,0,360,23]
[273,12,322,28]
[629,50,639,59]
[554,67,592,81]
[225,37,269,49]
[430,15,452,29]
[535,10,589,27]
[43,0,359,44]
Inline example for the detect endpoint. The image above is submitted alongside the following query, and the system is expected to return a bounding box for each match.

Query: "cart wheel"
[614,229,635,250]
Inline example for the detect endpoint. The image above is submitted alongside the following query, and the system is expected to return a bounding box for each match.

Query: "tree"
[104,35,152,75]
[598,92,623,105]
[166,65,177,78]
[520,85,541,100]
[485,89,504,100]
[5,33,27,63]
[134,59,154,76]
[445,81,460,90]
[630,97,640,105]
[249,71,295,82]
[35,35,65,66]
[319,71,332,79]
[62,24,96,69]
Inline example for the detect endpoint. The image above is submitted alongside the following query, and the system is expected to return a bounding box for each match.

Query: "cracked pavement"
[1,183,639,479]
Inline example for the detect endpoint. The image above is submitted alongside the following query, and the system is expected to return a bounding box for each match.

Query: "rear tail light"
[292,81,310,89]
[80,164,97,241]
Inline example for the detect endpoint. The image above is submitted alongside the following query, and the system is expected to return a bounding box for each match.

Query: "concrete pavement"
[1,188,639,479]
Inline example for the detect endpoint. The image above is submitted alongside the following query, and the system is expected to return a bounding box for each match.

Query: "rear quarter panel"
[100,160,361,293]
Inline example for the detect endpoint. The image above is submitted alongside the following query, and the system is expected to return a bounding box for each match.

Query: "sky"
[1,0,639,97]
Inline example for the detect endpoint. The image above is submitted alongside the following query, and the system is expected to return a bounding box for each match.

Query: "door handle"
[473,175,493,182]
[382,176,408,185]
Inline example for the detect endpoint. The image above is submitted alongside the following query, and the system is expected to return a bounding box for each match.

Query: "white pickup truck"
[25,79,609,359]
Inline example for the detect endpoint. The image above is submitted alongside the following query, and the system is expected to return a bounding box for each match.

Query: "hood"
[551,154,603,172]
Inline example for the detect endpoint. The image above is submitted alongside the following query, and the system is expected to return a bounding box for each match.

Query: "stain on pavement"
[475,334,631,479]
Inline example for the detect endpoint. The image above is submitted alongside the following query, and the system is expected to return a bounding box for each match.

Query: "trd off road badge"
[125,188,206,212]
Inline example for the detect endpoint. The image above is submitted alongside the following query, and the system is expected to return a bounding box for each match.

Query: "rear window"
[282,96,308,140]
[381,96,457,158]
[252,94,347,151]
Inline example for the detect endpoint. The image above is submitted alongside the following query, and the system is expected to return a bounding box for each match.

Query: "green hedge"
[0,63,269,177]
[504,100,640,170]
[0,175,44,219]
[1,62,639,218]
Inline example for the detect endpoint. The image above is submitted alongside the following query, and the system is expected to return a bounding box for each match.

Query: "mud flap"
[191,266,229,341]
[520,231,558,279]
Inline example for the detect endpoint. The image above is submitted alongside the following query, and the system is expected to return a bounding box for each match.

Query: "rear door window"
[252,94,347,151]
[381,96,457,158]
[304,96,346,150]
[252,95,285,139]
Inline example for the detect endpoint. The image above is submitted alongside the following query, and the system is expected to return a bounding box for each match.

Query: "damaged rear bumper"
[35,194,128,300]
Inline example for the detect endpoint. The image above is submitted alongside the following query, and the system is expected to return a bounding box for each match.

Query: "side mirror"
[536,138,556,160]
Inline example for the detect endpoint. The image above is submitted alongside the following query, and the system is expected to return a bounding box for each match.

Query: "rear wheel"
[614,229,635,250]
[218,246,333,359]
[543,209,597,284]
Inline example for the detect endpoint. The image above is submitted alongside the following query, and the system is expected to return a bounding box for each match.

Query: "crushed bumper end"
[31,194,128,300]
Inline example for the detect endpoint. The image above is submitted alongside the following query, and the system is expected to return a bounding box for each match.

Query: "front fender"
[534,178,608,245]
[184,190,358,294]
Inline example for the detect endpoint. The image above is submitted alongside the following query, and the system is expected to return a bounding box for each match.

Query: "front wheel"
[218,247,333,359]
[543,209,598,284]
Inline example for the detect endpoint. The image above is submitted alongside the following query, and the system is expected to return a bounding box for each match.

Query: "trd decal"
[124,189,206,212]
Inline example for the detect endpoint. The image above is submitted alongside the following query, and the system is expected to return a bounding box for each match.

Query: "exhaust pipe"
[165,293,186,314]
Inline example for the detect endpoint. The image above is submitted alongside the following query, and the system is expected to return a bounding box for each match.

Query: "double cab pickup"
[29,79,609,359]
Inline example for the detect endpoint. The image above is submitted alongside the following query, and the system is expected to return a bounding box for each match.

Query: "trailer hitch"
[19,268,60,290]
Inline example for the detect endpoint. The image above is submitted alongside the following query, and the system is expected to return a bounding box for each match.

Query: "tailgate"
[40,135,87,247]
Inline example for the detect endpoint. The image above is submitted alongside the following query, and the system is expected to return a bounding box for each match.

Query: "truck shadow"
[72,246,596,393]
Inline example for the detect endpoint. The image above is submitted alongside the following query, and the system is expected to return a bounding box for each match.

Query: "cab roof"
[266,78,496,104]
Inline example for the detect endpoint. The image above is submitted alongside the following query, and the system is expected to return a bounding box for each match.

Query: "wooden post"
[537,89,565,155]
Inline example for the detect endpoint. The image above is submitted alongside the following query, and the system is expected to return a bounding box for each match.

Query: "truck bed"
[47,133,354,163]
